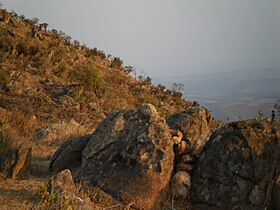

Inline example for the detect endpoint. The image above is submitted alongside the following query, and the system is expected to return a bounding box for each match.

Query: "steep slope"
[0,8,191,209]
[0,8,189,127]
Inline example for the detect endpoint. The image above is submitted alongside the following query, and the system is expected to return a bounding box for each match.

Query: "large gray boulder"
[190,120,280,210]
[78,104,174,210]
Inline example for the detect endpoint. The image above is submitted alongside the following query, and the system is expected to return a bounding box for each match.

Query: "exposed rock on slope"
[0,144,31,179]
[35,169,122,210]
[79,104,174,210]
[50,104,175,209]
[167,106,218,200]
[167,106,215,157]
[190,120,280,210]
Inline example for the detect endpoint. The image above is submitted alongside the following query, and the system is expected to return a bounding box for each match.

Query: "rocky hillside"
[0,7,192,166]
[0,7,192,209]
[0,7,279,210]
[0,7,190,131]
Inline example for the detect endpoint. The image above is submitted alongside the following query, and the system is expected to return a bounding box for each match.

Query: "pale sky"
[2,0,280,77]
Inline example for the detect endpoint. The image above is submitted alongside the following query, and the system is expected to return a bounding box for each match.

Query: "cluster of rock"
[168,107,215,200]
[190,120,280,210]
[3,103,278,209]
[49,104,217,209]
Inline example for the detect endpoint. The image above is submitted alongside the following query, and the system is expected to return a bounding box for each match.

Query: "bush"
[16,41,30,56]
[0,130,12,157]
[111,57,123,69]
[0,68,10,85]
[141,95,159,107]
[35,182,75,209]
[85,48,106,59]
[69,65,101,89]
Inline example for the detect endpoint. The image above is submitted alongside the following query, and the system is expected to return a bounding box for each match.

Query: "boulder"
[167,107,213,157]
[48,169,76,195]
[44,169,122,210]
[190,120,280,210]
[171,171,191,200]
[0,144,31,179]
[49,134,92,173]
[78,104,174,210]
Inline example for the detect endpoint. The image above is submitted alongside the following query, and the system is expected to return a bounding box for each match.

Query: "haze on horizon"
[1,0,280,78]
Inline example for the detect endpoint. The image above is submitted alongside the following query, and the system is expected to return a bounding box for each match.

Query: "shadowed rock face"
[190,120,280,210]
[0,144,31,179]
[49,134,92,173]
[78,104,174,210]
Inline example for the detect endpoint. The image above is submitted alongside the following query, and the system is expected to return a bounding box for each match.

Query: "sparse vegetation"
[111,57,123,69]
[0,7,192,209]
[0,129,12,157]
[35,182,77,210]
[35,182,57,209]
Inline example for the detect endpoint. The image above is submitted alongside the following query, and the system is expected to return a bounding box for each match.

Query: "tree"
[39,23,48,31]
[30,17,39,26]
[171,83,184,92]
[107,54,112,60]
[124,66,133,74]
[11,10,18,18]
[73,40,80,47]
[272,99,280,121]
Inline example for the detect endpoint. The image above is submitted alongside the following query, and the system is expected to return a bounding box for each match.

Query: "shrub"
[85,48,106,59]
[16,41,30,56]
[0,29,13,52]
[35,182,75,209]
[141,95,159,107]
[0,129,12,157]
[29,45,40,56]
[69,65,101,89]
[0,68,11,85]
[111,57,123,69]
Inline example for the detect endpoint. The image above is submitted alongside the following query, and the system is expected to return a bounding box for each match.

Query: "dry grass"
[0,7,192,210]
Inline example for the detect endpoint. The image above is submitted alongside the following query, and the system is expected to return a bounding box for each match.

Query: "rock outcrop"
[50,104,175,209]
[167,106,214,157]
[79,104,174,209]
[48,169,77,195]
[190,120,280,210]
[0,144,32,179]
[167,106,216,200]
[49,104,280,210]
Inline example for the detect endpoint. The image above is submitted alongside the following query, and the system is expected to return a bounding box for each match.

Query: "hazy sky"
[2,0,280,77]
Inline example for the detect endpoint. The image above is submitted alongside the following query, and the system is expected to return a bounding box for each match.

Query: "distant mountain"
[155,68,280,121]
